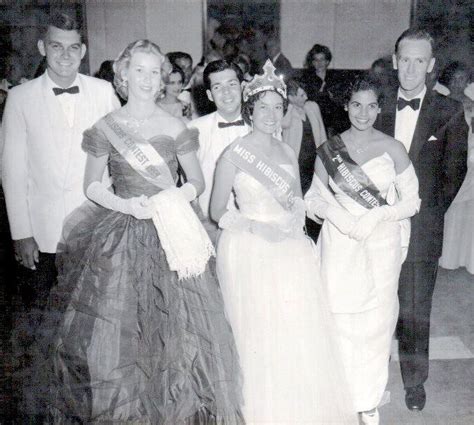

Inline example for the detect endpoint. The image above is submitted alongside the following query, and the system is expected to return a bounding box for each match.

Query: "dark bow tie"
[397,97,420,111]
[53,86,79,96]
[218,119,245,128]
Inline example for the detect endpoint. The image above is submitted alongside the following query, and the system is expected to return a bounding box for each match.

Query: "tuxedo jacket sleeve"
[375,91,468,261]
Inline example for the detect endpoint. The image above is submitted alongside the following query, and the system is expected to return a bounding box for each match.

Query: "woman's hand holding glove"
[349,164,421,240]
[86,181,154,219]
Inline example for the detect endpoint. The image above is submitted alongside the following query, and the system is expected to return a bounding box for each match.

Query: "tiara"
[242,59,287,102]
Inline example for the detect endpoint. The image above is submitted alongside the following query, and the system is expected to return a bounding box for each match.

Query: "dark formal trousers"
[13,252,57,419]
[17,252,57,310]
[397,260,438,389]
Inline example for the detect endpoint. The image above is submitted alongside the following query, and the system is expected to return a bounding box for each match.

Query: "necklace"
[124,106,156,131]
[347,132,370,154]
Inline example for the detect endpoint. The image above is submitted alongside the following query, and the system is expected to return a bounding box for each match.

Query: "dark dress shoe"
[405,384,426,411]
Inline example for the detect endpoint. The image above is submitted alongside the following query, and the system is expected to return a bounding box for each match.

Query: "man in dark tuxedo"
[375,28,468,411]
[265,36,293,81]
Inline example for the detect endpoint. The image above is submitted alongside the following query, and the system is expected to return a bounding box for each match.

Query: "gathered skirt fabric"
[217,229,358,425]
[28,201,243,424]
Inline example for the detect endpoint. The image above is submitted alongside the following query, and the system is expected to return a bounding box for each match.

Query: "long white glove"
[349,164,421,240]
[218,210,288,242]
[305,177,357,235]
[86,181,154,219]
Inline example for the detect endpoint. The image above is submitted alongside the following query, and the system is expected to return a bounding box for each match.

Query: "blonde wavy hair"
[113,39,171,100]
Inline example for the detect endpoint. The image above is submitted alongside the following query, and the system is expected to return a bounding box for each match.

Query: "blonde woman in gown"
[305,74,421,424]
[210,60,358,424]
[28,40,243,424]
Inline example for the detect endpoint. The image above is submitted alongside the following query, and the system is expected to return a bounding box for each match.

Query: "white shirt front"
[395,85,427,152]
[193,111,250,217]
[45,73,80,127]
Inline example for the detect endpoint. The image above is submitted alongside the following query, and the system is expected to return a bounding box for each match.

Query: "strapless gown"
[316,152,402,411]
[216,165,358,424]
[25,124,243,424]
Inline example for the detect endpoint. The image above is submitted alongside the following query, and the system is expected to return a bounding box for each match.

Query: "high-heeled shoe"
[360,408,379,425]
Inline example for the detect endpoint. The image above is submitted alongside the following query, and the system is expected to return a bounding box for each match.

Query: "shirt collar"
[398,85,427,102]
[45,71,81,92]
[215,111,242,124]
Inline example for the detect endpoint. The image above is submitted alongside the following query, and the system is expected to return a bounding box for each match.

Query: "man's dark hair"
[203,59,243,91]
[394,27,435,56]
[42,12,82,40]
[167,51,193,67]
[304,44,332,69]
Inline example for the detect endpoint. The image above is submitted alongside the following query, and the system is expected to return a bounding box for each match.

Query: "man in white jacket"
[188,60,250,223]
[2,12,119,314]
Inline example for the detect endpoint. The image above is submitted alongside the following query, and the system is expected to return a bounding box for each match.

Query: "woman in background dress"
[211,60,358,424]
[156,64,192,122]
[31,39,243,424]
[305,74,421,424]
[439,62,474,273]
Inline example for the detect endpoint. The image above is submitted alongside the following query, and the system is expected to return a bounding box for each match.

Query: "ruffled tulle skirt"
[216,229,358,424]
[26,201,243,424]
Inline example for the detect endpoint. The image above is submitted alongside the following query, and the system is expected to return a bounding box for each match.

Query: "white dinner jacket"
[1,72,120,252]
[189,111,250,217]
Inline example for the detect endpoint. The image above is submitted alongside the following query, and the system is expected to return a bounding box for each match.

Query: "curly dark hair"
[242,90,288,126]
[343,72,384,106]
[304,44,332,69]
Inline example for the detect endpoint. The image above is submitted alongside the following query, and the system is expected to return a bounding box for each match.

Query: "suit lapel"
[381,95,397,137]
[409,91,434,162]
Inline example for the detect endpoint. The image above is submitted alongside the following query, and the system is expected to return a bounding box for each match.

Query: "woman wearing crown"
[210,60,358,424]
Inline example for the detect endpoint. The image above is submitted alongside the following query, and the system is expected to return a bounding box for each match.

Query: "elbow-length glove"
[349,163,421,240]
[304,176,357,235]
[86,181,154,219]
[87,181,198,220]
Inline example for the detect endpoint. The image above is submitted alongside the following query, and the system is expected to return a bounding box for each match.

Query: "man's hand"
[13,237,39,270]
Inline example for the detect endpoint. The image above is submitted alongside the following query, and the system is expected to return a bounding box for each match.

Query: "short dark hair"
[439,61,471,87]
[42,12,82,40]
[167,51,192,67]
[286,78,306,97]
[395,27,435,56]
[344,72,384,106]
[203,59,243,91]
[242,90,288,126]
[305,44,332,68]
[169,64,185,83]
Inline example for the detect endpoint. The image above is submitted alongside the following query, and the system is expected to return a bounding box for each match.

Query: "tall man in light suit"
[2,14,119,418]
[2,12,119,308]
[189,60,250,226]
[375,28,468,411]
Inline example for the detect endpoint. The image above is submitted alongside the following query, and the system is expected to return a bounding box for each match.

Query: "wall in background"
[280,0,411,69]
[86,0,203,75]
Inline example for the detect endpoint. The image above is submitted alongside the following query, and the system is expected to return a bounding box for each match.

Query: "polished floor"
[0,197,473,423]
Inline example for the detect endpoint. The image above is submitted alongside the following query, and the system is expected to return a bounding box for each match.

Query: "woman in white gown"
[210,60,358,425]
[305,74,421,424]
